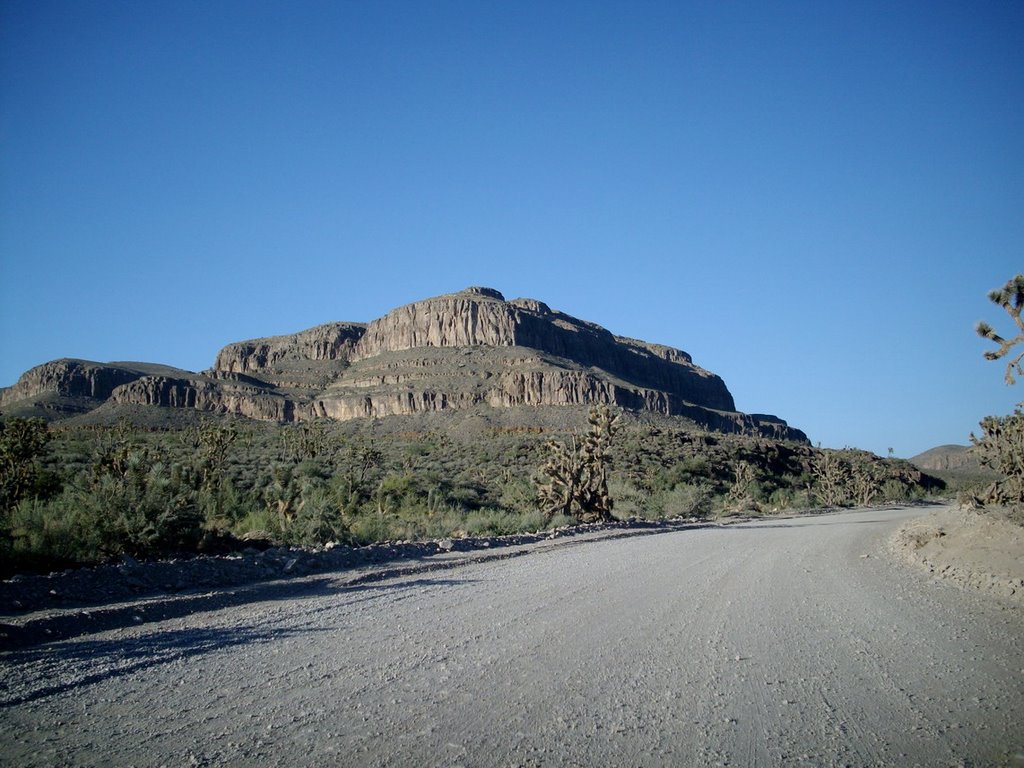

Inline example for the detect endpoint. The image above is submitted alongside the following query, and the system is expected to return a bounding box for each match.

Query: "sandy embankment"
[890,504,1024,601]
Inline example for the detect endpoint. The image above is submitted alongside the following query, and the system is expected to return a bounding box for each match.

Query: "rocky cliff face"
[351,288,734,411]
[110,373,295,421]
[215,322,366,375]
[3,287,807,442]
[352,288,521,357]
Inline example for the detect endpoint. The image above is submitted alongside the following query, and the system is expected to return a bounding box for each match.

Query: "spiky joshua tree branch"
[976,274,1024,385]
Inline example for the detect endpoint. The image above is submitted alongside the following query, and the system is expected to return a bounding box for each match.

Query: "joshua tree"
[537,435,585,522]
[537,405,621,523]
[976,274,1024,385]
[281,420,330,461]
[970,408,1024,505]
[811,450,849,507]
[850,462,880,507]
[971,274,1024,507]
[726,461,757,508]
[197,422,238,521]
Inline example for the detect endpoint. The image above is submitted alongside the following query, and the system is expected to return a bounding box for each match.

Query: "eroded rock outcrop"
[353,288,522,357]
[111,374,295,421]
[215,322,366,374]
[2,360,143,405]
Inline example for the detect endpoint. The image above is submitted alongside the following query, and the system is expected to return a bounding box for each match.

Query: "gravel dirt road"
[2,505,1022,767]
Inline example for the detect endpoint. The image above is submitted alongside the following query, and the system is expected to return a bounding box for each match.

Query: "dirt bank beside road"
[890,504,1024,601]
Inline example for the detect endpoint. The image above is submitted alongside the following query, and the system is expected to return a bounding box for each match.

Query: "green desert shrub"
[611,474,715,520]
[8,456,203,563]
[231,506,284,541]
[461,508,539,536]
[7,496,110,566]
[878,478,905,503]
[497,477,538,515]
[351,516,392,545]
[767,486,812,510]
[85,457,203,556]
[1,416,58,531]
[607,478,649,519]
[610,475,716,524]
[652,482,715,519]
[283,486,350,546]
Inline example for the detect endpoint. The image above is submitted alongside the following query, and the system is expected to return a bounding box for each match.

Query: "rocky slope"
[1,287,806,441]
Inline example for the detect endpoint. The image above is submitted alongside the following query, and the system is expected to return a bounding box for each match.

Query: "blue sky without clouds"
[1,0,1021,457]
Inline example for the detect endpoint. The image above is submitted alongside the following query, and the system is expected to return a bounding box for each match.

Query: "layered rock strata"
[350,289,733,411]
[215,322,366,379]
[2,287,806,441]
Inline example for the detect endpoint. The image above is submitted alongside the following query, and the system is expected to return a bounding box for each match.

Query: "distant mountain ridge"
[909,444,982,472]
[1,287,807,441]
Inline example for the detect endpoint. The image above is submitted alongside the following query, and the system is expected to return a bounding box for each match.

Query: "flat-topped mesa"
[2,286,806,442]
[351,287,734,412]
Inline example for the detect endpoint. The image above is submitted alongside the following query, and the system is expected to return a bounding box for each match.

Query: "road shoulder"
[889,503,1024,602]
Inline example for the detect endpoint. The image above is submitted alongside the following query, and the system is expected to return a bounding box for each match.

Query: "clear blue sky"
[1,0,1021,457]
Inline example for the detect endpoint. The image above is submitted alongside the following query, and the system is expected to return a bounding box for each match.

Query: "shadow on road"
[1,507,918,653]
[0,575,477,707]
[0,576,473,653]
[0,624,327,707]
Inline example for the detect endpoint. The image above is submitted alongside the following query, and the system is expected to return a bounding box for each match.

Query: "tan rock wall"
[352,298,521,360]
[111,376,294,421]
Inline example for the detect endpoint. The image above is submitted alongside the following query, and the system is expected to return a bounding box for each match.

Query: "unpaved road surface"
[2,506,1022,767]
